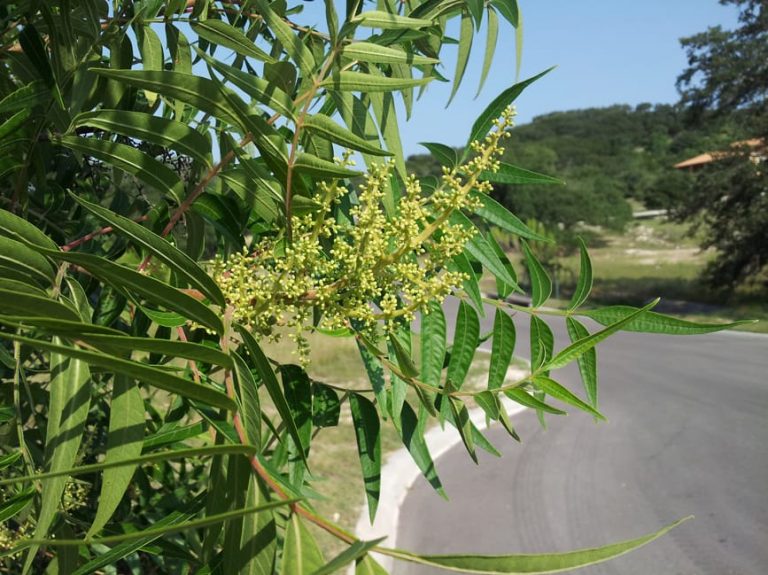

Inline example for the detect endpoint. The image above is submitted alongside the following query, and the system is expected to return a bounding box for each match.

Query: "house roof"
[674,138,765,169]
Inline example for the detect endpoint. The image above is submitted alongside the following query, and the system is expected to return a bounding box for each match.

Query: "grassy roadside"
[490,218,768,332]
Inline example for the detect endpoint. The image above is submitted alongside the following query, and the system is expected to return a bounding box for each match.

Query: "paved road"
[395,302,768,574]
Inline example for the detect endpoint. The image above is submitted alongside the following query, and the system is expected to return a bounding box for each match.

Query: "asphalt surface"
[394,301,768,575]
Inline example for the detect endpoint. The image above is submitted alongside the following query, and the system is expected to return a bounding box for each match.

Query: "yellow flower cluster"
[214,107,516,363]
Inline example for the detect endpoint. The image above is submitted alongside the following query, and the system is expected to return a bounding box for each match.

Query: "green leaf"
[320,71,432,93]
[447,10,473,106]
[452,252,484,312]
[477,162,563,185]
[71,195,225,306]
[0,488,35,522]
[420,302,446,390]
[488,309,515,390]
[355,335,388,414]
[476,6,499,96]
[568,238,593,310]
[71,333,232,368]
[0,235,56,285]
[356,555,388,574]
[90,69,246,128]
[547,300,660,371]
[192,19,276,63]
[0,451,22,470]
[579,305,750,335]
[281,514,325,574]
[503,388,565,415]
[280,365,313,481]
[566,317,598,408]
[143,422,206,451]
[42,249,224,333]
[312,383,340,428]
[389,332,419,379]
[449,395,477,462]
[73,110,211,166]
[343,42,438,65]
[529,315,553,372]
[233,352,262,449]
[219,168,281,224]
[0,81,49,114]
[451,211,520,291]
[237,326,307,464]
[0,208,59,251]
[349,393,382,524]
[200,53,295,119]
[398,401,446,497]
[532,375,605,420]
[446,300,479,390]
[0,445,257,488]
[58,135,186,203]
[0,333,237,411]
[351,10,433,29]
[24,340,91,572]
[0,289,81,322]
[293,152,361,179]
[466,67,554,151]
[73,494,207,575]
[420,142,458,168]
[388,516,692,573]
[313,538,386,575]
[487,231,517,299]
[87,375,145,537]
[522,241,552,308]
[253,0,315,77]
[303,113,392,156]
[16,499,295,550]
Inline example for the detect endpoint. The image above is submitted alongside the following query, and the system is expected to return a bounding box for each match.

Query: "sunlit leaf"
[349,393,382,524]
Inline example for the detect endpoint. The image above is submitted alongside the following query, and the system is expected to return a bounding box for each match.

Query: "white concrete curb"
[353,372,528,572]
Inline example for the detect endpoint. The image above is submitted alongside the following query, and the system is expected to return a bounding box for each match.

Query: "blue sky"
[297,0,740,155]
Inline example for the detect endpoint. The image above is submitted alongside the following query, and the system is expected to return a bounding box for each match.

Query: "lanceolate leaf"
[420,142,458,168]
[0,208,59,251]
[579,305,751,335]
[321,71,432,93]
[233,352,262,449]
[420,302,446,389]
[303,113,392,156]
[314,538,386,575]
[387,517,692,573]
[547,300,659,371]
[200,54,295,119]
[349,393,382,524]
[72,195,225,306]
[447,10,473,106]
[343,42,438,66]
[351,10,433,29]
[522,241,552,308]
[87,375,144,537]
[569,237,593,310]
[281,514,325,574]
[41,249,223,333]
[532,375,605,420]
[58,135,186,203]
[237,326,307,465]
[488,309,515,390]
[0,81,49,114]
[0,445,257,487]
[192,19,276,63]
[398,401,446,497]
[0,289,81,322]
[0,333,237,411]
[529,315,554,371]
[0,489,34,522]
[470,192,551,242]
[476,162,563,185]
[293,153,361,179]
[253,0,315,77]
[24,341,91,572]
[566,317,598,408]
[90,69,245,128]
[477,7,499,96]
[0,235,55,285]
[504,388,565,415]
[73,110,212,166]
[465,67,555,151]
[446,300,479,390]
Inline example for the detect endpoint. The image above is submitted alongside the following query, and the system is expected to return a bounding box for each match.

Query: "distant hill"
[407,103,746,235]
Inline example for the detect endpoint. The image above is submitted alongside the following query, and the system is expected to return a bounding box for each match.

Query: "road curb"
[354,390,527,572]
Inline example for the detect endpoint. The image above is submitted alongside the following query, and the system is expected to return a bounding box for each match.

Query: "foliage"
[0,1,744,573]
[675,0,768,288]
